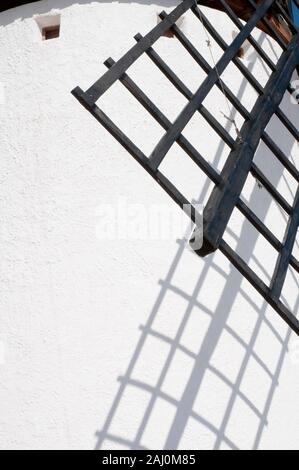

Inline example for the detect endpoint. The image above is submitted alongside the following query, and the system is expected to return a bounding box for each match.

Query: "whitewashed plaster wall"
[0,0,299,450]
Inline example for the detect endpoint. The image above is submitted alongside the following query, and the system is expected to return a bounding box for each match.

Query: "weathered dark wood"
[194,32,299,257]
[248,0,288,47]
[71,87,201,226]
[148,0,276,171]
[192,5,299,142]
[103,57,299,278]
[197,0,293,44]
[275,1,298,33]
[250,163,292,215]
[220,240,299,334]
[136,32,295,215]
[162,16,299,182]
[270,187,299,299]
[220,0,296,93]
[82,0,194,104]
[217,0,278,70]
[103,57,220,185]
[134,33,236,157]
[73,0,299,334]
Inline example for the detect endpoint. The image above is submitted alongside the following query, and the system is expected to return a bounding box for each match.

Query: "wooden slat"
[217,0,278,71]
[103,57,220,184]
[192,5,299,143]
[220,240,299,334]
[270,187,299,299]
[164,17,299,182]
[104,57,299,278]
[148,0,276,170]
[71,87,201,225]
[136,33,295,214]
[81,0,194,104]
[72,0,299,334]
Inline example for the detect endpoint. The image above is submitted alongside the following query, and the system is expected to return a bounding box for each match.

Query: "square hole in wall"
[35,14,61,41]
[42,25,60,40]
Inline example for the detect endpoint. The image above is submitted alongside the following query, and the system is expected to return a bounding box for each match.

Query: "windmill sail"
[72,0,299,334]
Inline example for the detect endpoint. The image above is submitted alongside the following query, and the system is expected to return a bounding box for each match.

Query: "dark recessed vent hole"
[43,25,60,40]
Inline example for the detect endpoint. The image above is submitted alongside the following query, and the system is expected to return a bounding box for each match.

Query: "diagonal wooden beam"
[194,32,299,257]
[270,187,299,300]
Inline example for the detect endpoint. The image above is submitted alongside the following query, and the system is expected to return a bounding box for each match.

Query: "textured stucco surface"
[0,0,299,450]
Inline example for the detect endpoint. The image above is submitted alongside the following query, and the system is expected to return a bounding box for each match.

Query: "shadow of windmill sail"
[93,50,298,451]
[71,0,299,450]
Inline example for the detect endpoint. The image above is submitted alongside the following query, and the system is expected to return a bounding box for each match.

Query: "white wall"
[0,0,299,450]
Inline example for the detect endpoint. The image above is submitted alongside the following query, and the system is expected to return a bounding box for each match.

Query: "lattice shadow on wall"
[71,0,299,449]
[92,61,299,447]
